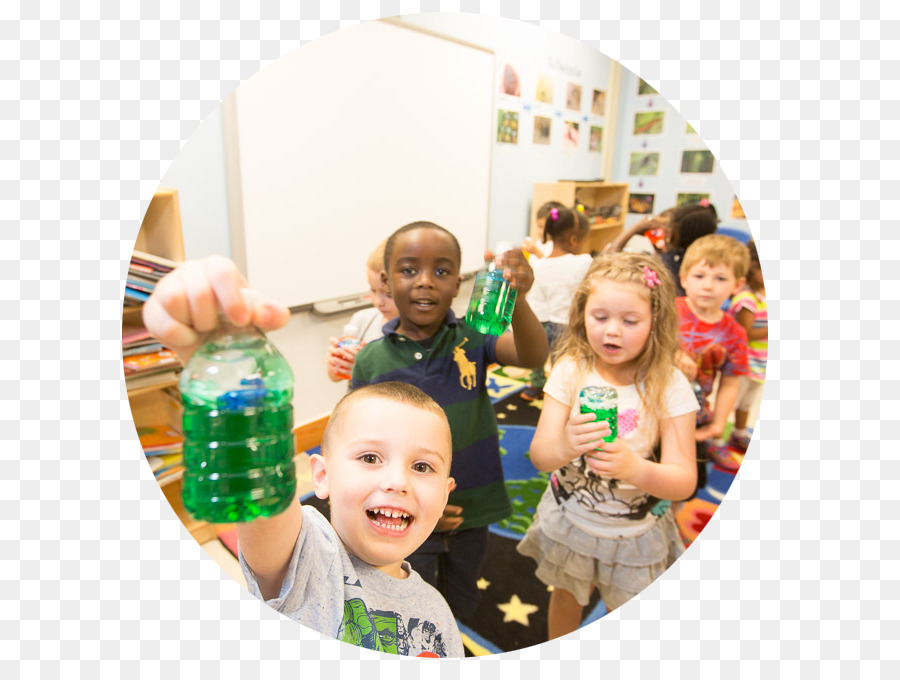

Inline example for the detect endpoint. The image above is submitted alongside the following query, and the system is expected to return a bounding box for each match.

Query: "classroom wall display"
[533,116,551,145]
[535,72,554,104]
[566,82,582,111]
[681,149,715,173]
[563,121,580,149]
[731,196,746,219]
[677,192,710,206]
[497,110,519,144]
[592,89,606,116]
[638,78,658,95]
[628,192,655,214]
[500,62,521,96]
[634,110,665,135]
[629,151,660,176]
[589,126,603,152]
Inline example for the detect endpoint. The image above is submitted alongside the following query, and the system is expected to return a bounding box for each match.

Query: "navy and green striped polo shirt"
[349,311,512,530]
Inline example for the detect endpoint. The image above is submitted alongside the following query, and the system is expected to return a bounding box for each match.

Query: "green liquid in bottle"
[465,266,517,336]
[180,324,296,524]
[579,405,618,444]
[579,386,618,445]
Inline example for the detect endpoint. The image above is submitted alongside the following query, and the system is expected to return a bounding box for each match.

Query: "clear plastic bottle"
[465,241,517,336]
[179,320,296,523]
[579,385,618,444]
[333,323,361,381]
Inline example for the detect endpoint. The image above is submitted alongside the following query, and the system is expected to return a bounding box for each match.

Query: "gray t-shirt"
[239,505,464,658]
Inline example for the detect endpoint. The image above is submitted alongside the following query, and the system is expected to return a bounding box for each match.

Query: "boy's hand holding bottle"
[143,255,290,363]
[486,246,535,296]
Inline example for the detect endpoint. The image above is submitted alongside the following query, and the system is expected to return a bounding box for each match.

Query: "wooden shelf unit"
[125,189,216,543]
[530,181,630,254]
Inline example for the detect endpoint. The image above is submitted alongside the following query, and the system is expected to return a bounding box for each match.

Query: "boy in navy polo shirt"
[350,221,549,619]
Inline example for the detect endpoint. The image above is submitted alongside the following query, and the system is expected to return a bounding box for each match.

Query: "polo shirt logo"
[452,338,476,390]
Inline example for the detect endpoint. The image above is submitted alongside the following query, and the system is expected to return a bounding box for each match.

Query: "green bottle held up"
[179,320,296,524]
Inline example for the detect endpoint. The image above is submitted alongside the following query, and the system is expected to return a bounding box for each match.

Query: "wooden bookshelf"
[530,181,629,254]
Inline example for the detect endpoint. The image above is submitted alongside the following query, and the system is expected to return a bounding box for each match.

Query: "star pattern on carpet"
[477,577,491,590]
[497,594,539,626]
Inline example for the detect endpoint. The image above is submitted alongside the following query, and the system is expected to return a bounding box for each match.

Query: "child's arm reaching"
[492,248,550,369]
[697,374,740,441]
[736,308,768,341]
[143,255,290,364]
[236,491,304,601]
[587,412,696,500]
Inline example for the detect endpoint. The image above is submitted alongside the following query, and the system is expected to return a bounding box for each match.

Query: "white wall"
[159,108,231,260]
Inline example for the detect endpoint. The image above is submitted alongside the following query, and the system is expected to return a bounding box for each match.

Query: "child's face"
[680,260,745,316]
[584,280,653,377]
[382,228,461,340]
[366,267,398,319]
[748,262,764,292]
[310,397,454,579]
[536,216,547,240]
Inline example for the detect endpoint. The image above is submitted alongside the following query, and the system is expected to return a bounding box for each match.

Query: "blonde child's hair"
[553,251,680,437]
[321,382,452,465]
[367,239,388,272]
[679,234,750,281]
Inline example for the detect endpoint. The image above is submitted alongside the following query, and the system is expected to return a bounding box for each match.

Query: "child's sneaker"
[727,430,751,454]
[521,386,543,402]
[710,443,743,472]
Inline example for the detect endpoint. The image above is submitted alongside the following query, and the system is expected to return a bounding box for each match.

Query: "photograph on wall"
[533,116,551,145]
[562,120,580,149]
[633,111,665,135]
[677,192,711,207]
[731,196,746,219]
[589,125,603,152]
[496,109,519,144]
[499,62,521,97]
[680,149,715,173]
[535,72,554,104]
[628,193,656,215]
[638,78,658,95]
[591,89,606,116]
[566,82,582,112]
[686,122,697,134]
[629,151,660,176]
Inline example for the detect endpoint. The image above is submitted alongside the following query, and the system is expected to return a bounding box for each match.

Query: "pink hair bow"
[642,265,661,288]
[550,208,558,220]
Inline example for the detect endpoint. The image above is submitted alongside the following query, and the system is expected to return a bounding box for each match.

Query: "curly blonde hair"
[552,251,681,437]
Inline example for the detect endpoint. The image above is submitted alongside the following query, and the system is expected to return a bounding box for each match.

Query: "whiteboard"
[230,20,495,309]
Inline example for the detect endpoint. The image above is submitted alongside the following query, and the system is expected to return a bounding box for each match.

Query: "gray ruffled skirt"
[516,490,684,610]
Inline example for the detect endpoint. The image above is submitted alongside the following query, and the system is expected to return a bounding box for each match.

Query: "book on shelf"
[137,424,183,455]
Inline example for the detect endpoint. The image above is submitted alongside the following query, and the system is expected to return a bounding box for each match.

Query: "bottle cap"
[495,240,514,255]
[342,323,357,337]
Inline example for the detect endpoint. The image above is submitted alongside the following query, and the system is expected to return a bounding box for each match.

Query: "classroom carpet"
[216,365,744,655]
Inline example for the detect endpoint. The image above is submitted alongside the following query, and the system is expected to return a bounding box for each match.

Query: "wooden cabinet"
[124,190,222,543]
[529,181,629,254]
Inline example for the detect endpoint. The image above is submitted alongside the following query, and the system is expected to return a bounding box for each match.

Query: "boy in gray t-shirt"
[142,262,463,656]
[237,381,463,657]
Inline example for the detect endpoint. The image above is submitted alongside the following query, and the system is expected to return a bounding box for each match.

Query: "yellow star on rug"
[497,594,539,626]
[506,403,518,411]
[477,577,491,590]
[496,412,506,420]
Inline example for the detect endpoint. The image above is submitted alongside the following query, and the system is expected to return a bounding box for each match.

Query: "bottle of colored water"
[579,386,618,444]
[333,323,360,381]
[179,320,296,523]
[465,241,517,336]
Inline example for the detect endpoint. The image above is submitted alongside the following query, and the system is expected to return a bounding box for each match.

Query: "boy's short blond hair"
[321,382,452,465]
[366,239,388,272]
[680,233,750,281]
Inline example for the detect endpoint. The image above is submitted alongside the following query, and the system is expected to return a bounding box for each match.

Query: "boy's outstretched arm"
[237,493,303,601]
[697,374,740,441]
[492,248,550,369]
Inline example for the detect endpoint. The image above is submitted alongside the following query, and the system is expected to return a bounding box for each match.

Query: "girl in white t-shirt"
[523,206,592,400]
[326,241,399,381]
[517,251,698,639]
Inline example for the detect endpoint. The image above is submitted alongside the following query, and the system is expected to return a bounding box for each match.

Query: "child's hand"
[326,339,362,380]
[565,411,614,459]
[520,237,545,259]
[434,504,463,531]
[695,422,724,442]
[584,438,640,482]
[143,255,290,363]
[677,350,698,381]
[485,247,535,295]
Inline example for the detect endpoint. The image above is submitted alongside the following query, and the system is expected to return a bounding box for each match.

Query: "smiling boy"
[350,221,549,619]
[237,381,464,657]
